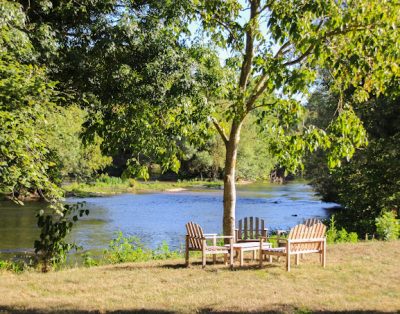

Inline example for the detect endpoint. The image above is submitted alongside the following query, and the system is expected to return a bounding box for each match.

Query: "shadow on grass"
[0,307,397,314]
[102,259,283,272]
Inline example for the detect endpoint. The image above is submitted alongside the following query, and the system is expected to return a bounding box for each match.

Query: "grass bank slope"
[0,241,399,313]
[64,179,223,197]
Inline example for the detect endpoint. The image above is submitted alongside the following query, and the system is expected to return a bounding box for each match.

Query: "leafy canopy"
[189,0,399,171]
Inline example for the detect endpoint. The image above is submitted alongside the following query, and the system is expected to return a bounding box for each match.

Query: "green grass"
[63,178,223,197]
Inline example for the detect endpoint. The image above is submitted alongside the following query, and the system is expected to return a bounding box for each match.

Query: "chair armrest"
[288,238,325,244]
[203,235,233,239]
[213,235,234,239]
[204,233,217,236]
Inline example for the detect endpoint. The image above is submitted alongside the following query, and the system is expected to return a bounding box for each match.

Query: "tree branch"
[238,0,259,91]
[248,100,277,112]
[246,75,270,112]
[282,44,314,66]
[211,117,229,145]
[274,41,291,58]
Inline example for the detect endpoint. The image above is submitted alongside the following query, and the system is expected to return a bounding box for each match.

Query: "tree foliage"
[0,1,60,200]
[306,85,400,236]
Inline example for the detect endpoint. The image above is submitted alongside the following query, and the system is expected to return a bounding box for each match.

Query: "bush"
[82,252,99,267]
[375,211,400,241]
[326,216,338,244]
[34,202,89,272]
[103,232,181,264]
[0,260,26,273]
[96,174,124,185]
[336,228,349,243]
[326,215,358,244]
[153,241,181,260]
[347,232,359,243]
[103,232,152,264]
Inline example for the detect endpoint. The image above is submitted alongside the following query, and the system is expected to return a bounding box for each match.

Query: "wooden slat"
[250,217,254,239]
[188,222,199,249]
[189,222,199,249]
[244,217,248,240]
[255,217,260,238]
[238,219,243,240]
[261,219,265,237]
[195,223,204,249]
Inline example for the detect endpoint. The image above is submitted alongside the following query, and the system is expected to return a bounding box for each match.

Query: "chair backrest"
[303,218,322,226]
[236,217,267,241]
[288,222,326,252]
[185,222,204,250]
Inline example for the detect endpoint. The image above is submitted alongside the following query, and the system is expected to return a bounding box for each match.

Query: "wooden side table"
[226,242,272,267]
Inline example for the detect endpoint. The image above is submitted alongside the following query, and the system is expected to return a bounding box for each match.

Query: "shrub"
[96,174,124,185]
[326,215,338,244]
[34,202,89,272]
[82,252,99,267]
[103,232,181,264]
[336,228,349,243]
[153,241,181,260]
[103,232,152,264]
[326,215,358,244]
[0,260,26,273]
[375,211,400,241]
[347,232,359,243]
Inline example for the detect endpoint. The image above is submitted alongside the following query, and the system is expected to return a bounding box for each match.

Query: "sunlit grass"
[0,241,399,313]
[63,178,223,197]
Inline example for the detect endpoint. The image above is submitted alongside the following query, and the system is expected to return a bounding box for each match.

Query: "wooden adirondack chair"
[304,218,322,226]
[259,222,327,271]
[235,217,267,243]
[185,222,234,268]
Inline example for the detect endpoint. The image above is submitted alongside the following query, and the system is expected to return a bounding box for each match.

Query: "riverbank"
[1,241,399,313]
[63,179,224,197]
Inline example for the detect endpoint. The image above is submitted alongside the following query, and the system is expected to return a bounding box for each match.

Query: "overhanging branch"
[211,117,229,145]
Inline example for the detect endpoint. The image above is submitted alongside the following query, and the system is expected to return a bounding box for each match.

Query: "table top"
[225,242,272,248]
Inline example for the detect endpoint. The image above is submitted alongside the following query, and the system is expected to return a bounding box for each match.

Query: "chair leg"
[295,254,299,266]
[213,254,216,264]
[286,254,291,272]
[268,255,272,263]
[240,250,244,267]
[185,236,189,267]
[223,253,227,265]
[259,250,263,267]
[202,239,206,268]
[322,240,326,268]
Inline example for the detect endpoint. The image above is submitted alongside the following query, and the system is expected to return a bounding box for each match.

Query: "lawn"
[0,241,399,313]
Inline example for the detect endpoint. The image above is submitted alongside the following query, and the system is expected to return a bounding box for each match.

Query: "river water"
[0,181,336,256]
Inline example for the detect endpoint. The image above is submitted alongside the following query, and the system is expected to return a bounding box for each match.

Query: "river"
[0,181,337,257]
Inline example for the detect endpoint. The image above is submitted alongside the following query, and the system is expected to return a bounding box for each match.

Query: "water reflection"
[0,182,337,255]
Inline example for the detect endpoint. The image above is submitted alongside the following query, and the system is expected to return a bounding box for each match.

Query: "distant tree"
[43,105,112,183]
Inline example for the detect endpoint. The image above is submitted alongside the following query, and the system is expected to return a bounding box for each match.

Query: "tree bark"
[223,121,243,238]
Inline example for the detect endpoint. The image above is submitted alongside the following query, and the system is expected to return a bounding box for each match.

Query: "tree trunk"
[223,121,242,238]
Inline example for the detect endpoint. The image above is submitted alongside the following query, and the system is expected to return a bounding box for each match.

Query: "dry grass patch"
[0,241,399,313]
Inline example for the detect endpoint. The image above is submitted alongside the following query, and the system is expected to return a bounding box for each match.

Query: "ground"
[0,241,399,314]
